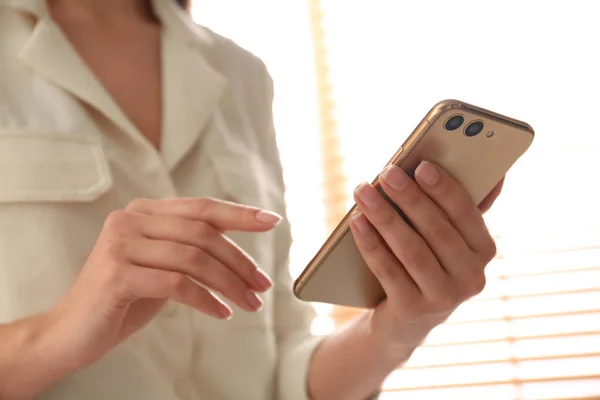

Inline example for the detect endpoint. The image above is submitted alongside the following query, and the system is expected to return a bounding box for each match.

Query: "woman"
[0,0,502,399]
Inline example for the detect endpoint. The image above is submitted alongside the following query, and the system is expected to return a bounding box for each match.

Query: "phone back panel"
[293,100,534,308]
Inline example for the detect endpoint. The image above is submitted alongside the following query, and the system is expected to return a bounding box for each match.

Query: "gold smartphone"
[293,99,534,308]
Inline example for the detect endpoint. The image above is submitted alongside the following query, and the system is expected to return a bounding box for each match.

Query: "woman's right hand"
[47,197,280,372]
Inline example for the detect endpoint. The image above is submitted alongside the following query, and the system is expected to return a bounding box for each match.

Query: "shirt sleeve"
[254,61,324,400]
[272,228,324,400]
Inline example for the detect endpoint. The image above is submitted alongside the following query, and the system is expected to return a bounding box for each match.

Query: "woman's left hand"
[350,161,503,349]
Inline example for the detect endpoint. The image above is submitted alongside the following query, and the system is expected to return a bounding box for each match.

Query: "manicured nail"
[355,182,381,208]
[256,210,282,224]
[381,166,408,191]
[254,268,273,291]
[247,291,263,311]
[415,161,439,186]
[219,302,233,319]
[351,212,370,234]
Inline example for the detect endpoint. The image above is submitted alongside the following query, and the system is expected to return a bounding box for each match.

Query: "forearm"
[307,310,423,400]
[0,313,71,400]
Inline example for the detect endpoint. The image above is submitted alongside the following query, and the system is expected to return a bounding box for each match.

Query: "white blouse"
[0,0,321,398]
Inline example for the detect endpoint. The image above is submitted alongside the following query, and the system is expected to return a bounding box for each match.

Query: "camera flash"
[486,131,495,138]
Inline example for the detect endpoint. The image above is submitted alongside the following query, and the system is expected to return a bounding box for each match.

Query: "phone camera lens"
[465,121,484,137]
[445,115,464,131]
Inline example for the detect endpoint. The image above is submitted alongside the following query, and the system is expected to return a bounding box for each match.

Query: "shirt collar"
[4,0,228,171]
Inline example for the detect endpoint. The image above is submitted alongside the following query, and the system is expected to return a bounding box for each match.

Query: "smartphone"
[293,99,534,308]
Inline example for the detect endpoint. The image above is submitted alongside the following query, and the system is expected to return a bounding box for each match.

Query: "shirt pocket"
[208,137,282,212]
[0,132,114,320]
[0,132,112,202]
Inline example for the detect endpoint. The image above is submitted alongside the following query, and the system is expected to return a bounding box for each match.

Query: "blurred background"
[191,1,600,399]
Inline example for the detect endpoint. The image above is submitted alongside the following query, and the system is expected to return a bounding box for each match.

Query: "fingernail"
[355,183,381,208]
[415,161,439,186]
[218,302,233,319]
[247,291,263,311]
[381,166,408,191]
[351,212,370,234]
[254,268,273,291]
[256,210,282,224]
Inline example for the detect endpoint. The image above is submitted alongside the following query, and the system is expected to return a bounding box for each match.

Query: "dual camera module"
[445,115,486,137]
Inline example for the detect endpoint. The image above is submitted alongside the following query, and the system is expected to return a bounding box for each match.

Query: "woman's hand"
[48,197,279,372]
[350,161,502,348]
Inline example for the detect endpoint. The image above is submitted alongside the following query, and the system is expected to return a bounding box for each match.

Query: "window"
[191,1,600,398]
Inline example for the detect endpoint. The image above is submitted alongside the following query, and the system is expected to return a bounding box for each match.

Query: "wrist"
[0,310,73,400]
[41,303,87,374]
[24,309,78,380]
[367,307,433,360]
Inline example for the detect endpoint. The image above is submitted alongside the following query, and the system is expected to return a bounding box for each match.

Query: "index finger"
[413,162,496,258]
[126,197,282,232]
